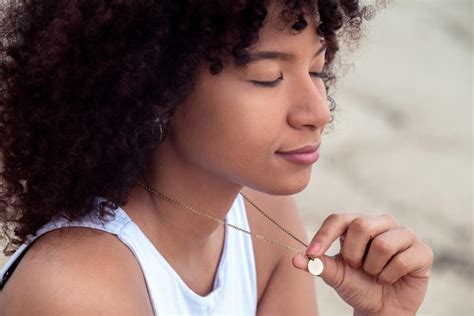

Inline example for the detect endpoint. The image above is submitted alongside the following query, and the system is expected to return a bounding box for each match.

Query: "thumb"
[292,253,345,288]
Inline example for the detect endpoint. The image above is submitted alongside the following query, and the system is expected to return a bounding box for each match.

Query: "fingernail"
[307,242,320,256]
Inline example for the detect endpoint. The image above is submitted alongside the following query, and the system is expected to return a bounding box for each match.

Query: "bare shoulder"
[0,226,153,315]
[240,187,318,316]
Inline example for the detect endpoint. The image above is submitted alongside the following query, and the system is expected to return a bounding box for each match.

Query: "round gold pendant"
[307,257,324,276]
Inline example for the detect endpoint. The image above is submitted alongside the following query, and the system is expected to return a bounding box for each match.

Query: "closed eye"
[249,75,283,88]
[309,71,327,79]
[249,71,327,88]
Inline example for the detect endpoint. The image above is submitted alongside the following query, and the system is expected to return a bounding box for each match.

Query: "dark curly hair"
[0,0,379,256]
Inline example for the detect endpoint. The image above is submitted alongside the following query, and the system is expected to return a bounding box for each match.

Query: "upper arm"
[0,227,153,316]
[241,188,318,316]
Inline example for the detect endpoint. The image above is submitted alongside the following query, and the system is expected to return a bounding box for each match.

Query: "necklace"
[135,180,324,276]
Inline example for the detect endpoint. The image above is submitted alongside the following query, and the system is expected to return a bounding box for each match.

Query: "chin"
[247,173,312,196]
[271,181,310,195]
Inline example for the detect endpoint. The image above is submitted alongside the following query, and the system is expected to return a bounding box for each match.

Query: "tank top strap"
[0,197,130,290]
[34,197,130,237]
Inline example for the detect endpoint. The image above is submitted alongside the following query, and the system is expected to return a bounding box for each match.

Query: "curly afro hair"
[0,0,378,256]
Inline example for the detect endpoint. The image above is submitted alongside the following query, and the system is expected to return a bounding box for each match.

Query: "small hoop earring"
[154,118,165,143]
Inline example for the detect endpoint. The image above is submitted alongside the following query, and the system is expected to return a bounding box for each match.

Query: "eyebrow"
[247,43,328,62]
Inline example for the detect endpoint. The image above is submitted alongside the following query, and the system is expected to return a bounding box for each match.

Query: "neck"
[121,143,243,259]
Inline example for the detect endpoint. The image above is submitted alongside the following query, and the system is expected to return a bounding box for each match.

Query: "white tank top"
[0,194,258,315]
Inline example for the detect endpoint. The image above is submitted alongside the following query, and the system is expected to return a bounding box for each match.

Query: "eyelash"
[250,72,326,88]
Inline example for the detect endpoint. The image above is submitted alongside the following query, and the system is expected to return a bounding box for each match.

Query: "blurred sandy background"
[295,0,473,315]
[1,0,472,315]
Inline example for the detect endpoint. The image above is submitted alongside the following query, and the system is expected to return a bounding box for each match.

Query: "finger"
[363,226,416,276]
[340,214,398,268]
[293,252,377,300]
[292,253,310,271]
[317,254,346,289]
[307,213,360,257]
[293,253,345,289]
[292,254,328,277]
[377,241,433,284]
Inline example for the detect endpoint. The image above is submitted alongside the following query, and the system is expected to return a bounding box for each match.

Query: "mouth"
[275,144,321,165]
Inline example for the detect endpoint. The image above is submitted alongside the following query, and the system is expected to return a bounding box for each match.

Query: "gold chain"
[135,181,308,256]
[240,193,309,249]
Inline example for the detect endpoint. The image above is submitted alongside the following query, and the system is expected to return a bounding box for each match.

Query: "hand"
[292,213,433,316]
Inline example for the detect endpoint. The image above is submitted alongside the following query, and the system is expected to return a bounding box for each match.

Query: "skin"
[0,2,433,315]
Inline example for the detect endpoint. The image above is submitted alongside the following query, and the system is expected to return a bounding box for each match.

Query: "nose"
[287,76,331,132]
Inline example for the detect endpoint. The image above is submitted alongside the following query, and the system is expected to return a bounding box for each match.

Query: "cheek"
[178,102,276,172]
[179,79,278,156]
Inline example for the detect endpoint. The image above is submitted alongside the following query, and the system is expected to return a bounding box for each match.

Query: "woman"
[0,0,433,315]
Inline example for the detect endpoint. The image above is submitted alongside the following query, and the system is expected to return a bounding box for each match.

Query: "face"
[166,6,331,195]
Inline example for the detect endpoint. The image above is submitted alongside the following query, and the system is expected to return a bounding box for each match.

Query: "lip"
[275,144,321,165]
[277,144,320,154]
